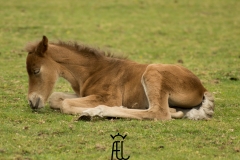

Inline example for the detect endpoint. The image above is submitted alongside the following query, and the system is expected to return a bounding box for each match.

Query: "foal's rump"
[151,64,207,107]
[140,64,214,120]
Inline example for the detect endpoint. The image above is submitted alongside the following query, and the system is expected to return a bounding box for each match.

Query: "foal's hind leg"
[48,92,78,109]
[141,64,171,120]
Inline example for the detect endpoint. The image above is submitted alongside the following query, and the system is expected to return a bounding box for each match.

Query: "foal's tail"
[174,92,215,120]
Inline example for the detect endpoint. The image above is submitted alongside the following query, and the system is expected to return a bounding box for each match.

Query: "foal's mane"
[55,41,113,58]
[25,40,126,59]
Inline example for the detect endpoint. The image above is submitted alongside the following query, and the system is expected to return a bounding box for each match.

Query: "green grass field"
[0,0,240,159]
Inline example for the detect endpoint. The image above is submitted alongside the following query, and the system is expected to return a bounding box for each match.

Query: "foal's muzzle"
[28,93,44,109]
[29,98,40,109]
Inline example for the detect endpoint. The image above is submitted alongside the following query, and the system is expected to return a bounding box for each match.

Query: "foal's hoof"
[78,115,92,121]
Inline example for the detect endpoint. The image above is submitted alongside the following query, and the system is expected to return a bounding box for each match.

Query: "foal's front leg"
[48,92,78,109]
[60,95,107,115]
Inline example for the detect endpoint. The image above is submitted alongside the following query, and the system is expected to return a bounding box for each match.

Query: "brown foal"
[25,36,214,120]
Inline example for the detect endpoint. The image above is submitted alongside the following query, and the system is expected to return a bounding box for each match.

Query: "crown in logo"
[110,133,127,140]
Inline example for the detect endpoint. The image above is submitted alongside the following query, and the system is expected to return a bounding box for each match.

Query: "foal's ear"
[36,35,48,56]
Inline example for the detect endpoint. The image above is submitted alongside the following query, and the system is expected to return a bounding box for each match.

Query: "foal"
[26,36,214,120]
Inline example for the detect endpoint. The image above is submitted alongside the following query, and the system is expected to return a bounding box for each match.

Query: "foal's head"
[26,36,59,109]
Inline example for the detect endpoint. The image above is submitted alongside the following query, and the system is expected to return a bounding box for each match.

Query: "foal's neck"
[48,44,107,93]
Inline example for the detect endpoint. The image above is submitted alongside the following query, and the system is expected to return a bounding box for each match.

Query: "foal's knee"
[48,92,65,109]
[49,92,78,109]
[60,99,70,114]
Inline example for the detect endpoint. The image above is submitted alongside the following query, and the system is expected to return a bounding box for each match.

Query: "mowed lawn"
[0,0,240,159]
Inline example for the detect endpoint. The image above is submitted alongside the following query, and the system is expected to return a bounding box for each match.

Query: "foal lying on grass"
[25,36,214,121]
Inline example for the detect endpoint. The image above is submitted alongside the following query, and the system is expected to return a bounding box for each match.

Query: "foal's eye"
[33,69,40,75]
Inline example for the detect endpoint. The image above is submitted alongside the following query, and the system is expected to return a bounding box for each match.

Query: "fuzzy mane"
[25,40,126,59]
[55,41,108,58]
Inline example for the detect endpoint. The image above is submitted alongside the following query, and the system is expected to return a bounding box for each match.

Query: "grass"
[0,0,240,159]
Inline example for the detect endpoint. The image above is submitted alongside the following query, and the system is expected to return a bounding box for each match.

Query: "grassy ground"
[0,0,240,159]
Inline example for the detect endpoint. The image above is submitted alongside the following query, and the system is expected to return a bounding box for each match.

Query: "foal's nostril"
[29,100,34,108]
